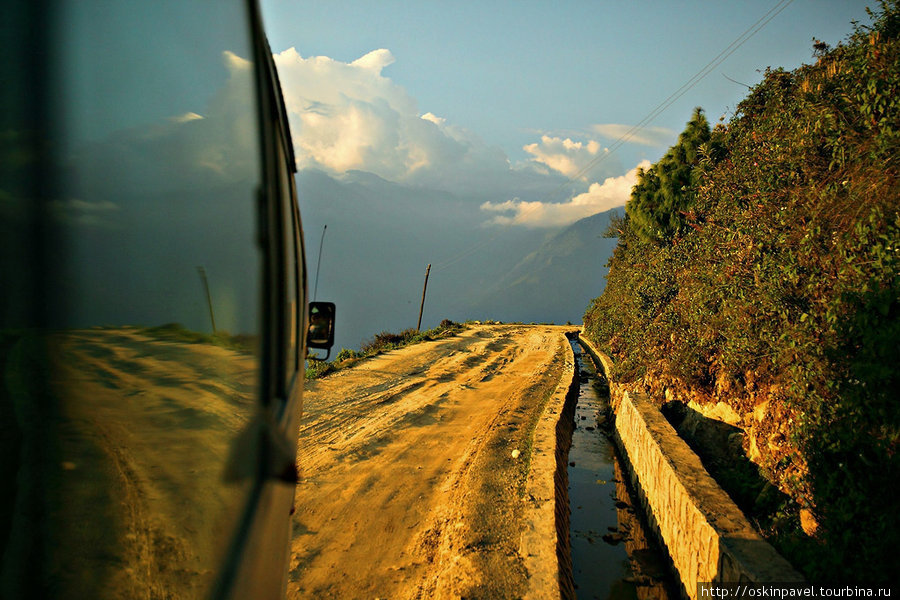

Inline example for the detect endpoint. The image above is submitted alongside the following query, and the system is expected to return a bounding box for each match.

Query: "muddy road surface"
[289,324,574,599]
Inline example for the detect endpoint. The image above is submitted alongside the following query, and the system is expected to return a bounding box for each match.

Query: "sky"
[26,0,877,352]
[252,0,876,347]
[259,0,873,223]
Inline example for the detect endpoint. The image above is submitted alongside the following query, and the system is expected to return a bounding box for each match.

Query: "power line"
[432,199,548,272]
[433,235,497,271]
[569,0,794,183]
[433,0,795,273]
[560,0,795,191]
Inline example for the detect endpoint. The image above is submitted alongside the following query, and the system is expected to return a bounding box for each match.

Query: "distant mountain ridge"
[472,208,621,325]
[296,168,620,350]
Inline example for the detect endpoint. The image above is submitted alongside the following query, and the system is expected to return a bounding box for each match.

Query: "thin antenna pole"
[416,263,431,332]
[197,266,217,334]
[313,224,327,301]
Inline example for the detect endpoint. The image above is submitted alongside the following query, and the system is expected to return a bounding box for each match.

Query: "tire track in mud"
[296,327,526,473]
[288,324,573,600]
[45,329,256,600]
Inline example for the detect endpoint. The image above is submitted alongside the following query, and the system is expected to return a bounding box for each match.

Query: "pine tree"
[626,107,711,242]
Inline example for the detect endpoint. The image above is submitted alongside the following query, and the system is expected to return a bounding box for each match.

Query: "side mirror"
[307,301,336,360]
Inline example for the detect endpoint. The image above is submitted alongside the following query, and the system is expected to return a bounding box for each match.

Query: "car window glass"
[0,2,261,598]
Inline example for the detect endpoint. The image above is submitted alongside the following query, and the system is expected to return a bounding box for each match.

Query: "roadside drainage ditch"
[564,339,679,600]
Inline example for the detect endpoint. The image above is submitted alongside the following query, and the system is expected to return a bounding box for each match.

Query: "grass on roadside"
[138,323,256,353]
[305,319,467,380]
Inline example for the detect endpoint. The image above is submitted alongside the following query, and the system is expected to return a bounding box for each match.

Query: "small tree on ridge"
[627,107,711,242]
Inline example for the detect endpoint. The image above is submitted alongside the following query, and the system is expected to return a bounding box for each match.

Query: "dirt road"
[6,328,258,600]
[288,324,575,599]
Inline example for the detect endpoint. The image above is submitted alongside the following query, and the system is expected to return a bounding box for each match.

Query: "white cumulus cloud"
[590,123,675,147]
[269,47,656,208]
[481,160,651,227]
[420,112,445,126]
[350,48,396,71]
[272,47,411,178]
[523,135,606,180]
[171,112,204,123]
[272,47,511,191]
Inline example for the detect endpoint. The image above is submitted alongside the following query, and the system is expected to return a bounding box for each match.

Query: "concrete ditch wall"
[578,335,802,599]
[520,332,578,600]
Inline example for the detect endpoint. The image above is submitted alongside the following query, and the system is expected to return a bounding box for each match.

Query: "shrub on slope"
[585,2,900,580]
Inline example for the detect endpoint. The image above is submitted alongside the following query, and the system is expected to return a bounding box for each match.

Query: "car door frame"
[209,2,307,598]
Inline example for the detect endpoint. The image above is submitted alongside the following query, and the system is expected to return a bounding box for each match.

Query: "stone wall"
[579,335,802,599]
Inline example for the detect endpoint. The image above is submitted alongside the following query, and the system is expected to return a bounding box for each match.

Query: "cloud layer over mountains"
[268,46,670,347]
[480,160,650,227]
[273,47,514,195]
[272,47,658,226]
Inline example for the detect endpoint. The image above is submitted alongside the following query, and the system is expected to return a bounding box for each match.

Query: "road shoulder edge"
[519,331,579,600]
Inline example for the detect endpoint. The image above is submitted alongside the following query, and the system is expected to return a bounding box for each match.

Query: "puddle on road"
[566,340,678,600]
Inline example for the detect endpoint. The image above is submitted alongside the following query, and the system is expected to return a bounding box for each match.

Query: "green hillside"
[584,2,900,581]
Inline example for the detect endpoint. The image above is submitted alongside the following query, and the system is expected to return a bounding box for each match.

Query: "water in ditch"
[566,340,678,600]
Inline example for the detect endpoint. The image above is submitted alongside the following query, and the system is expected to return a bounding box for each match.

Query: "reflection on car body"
[0,1,333,598]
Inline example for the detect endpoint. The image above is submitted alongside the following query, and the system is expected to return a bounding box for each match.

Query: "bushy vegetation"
[585,2,900,581]
[305,319,466,380]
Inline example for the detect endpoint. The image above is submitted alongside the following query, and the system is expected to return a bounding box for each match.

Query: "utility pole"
[196,266,217,334]
[313,224,327,302]
[416,263,431,332]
